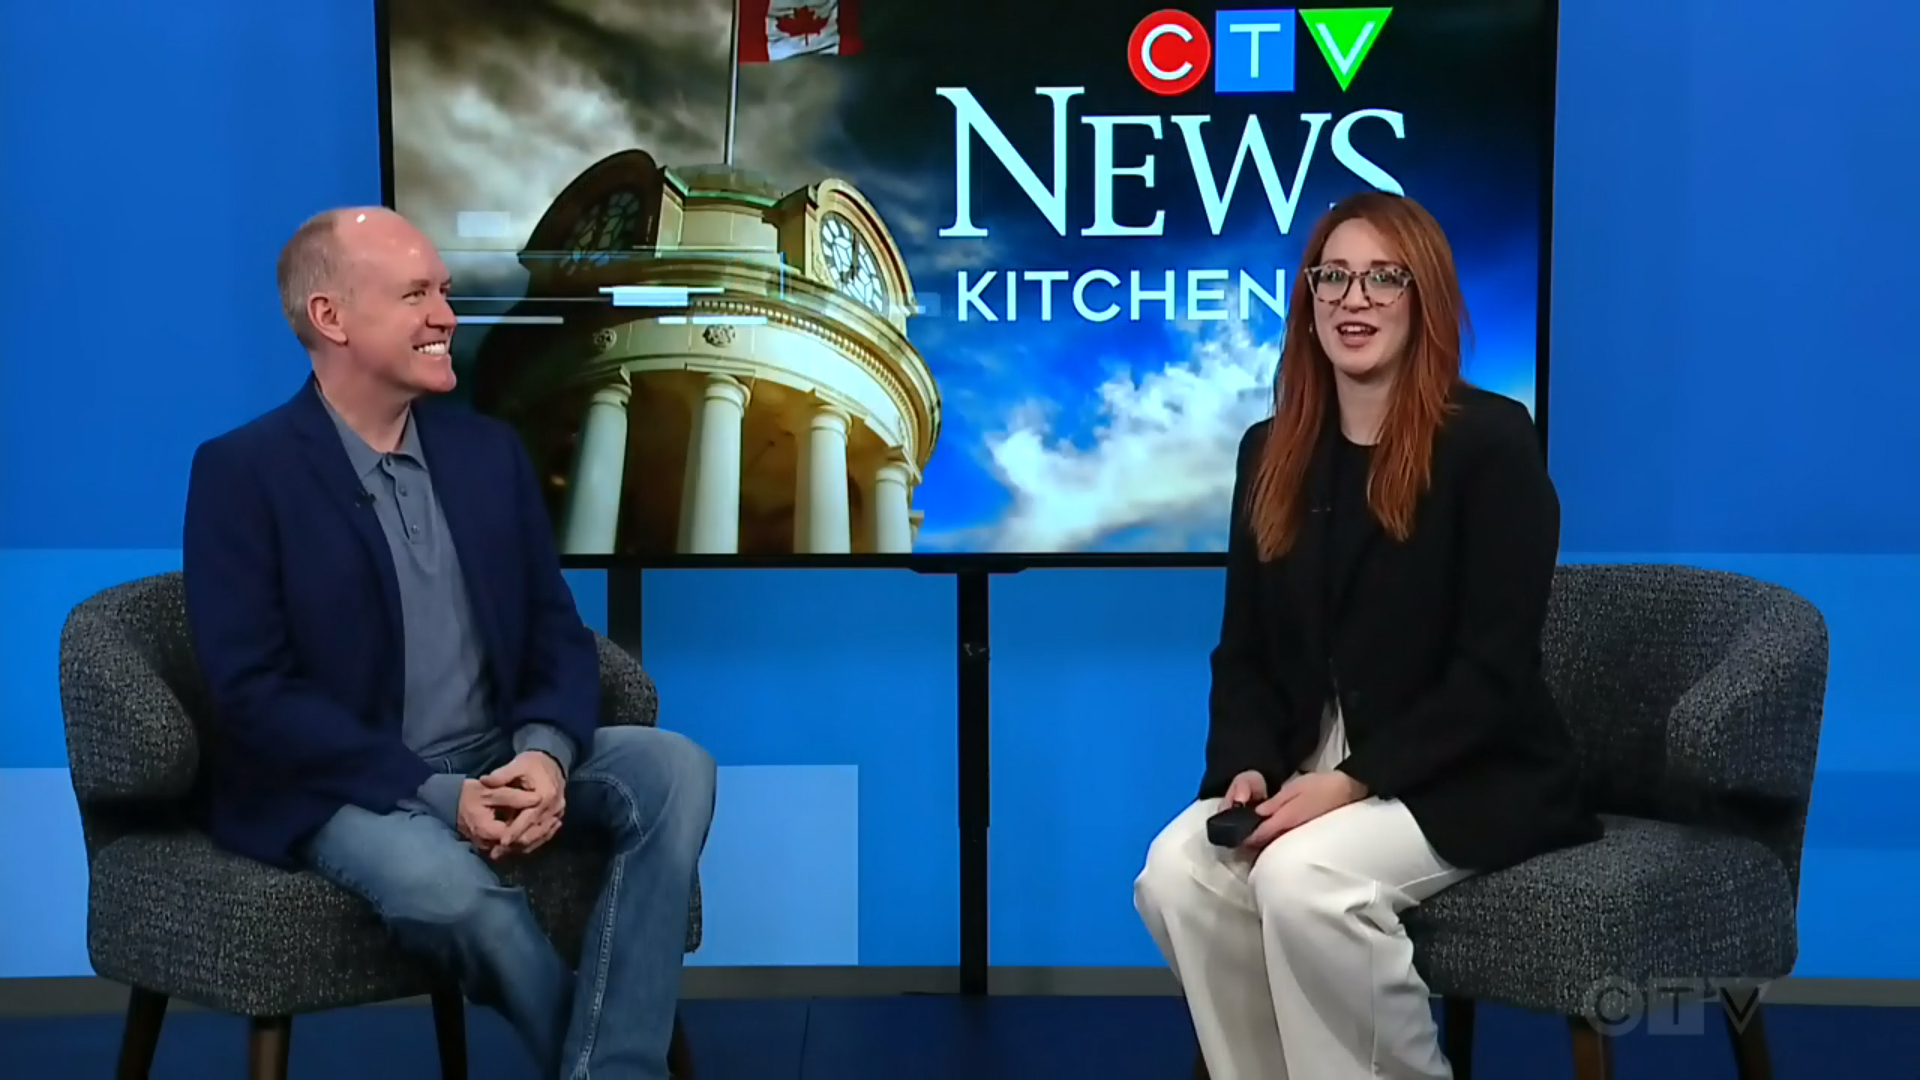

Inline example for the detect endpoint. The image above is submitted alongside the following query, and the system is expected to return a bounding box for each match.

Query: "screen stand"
[953,567,995,996]
[606,566,645,664]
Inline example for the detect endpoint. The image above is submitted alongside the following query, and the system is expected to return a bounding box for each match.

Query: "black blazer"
[1201,385,1600,872]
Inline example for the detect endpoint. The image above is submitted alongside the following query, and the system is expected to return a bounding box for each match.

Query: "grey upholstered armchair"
[1407,563,1828,1080]
[58,571,703,1080]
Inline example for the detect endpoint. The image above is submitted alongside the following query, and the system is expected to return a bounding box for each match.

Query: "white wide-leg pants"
[1134,707,1473,1080]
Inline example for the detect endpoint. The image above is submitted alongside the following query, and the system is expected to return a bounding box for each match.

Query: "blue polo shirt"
[323,395,577,824]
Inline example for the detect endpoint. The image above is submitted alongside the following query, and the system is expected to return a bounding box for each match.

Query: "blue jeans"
[300,726,717,1079]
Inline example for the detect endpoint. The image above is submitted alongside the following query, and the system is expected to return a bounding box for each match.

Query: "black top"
[1200,386,1600,872]
[1324,431,1373,642]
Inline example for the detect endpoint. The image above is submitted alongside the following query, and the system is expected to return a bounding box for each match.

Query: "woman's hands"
[1222,768,1370,852]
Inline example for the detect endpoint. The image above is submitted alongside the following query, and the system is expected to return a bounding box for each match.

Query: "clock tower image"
[469,149,940,557]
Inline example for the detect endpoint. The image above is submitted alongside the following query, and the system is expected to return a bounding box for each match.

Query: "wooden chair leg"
[668,1010,696,1078]
[1441,997,1476,1080]
[115,987,169,1080]
[1724,1000,1773,1080]
[1567,1016,1614,1080]
[247,1016,292,1080]
[430,985,468,1080]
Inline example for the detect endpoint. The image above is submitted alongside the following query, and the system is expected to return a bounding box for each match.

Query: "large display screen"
[378,0,1556,563]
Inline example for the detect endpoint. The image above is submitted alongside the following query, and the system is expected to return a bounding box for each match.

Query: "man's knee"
[582,726,718,841]
[591,726,715,788]
[657,728,718,795]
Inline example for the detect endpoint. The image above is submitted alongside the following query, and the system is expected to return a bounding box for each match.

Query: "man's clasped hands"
[455,752,568,861]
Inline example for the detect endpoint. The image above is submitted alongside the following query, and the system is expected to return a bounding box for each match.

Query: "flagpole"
[723,0,741,166]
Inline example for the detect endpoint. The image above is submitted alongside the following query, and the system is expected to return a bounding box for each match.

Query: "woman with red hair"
[1133,192,1599,1079]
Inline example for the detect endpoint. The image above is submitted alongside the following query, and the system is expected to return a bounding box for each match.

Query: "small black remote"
[1206,803,1265,848]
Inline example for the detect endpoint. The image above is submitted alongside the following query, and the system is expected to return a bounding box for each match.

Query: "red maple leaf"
[775,6,830,41]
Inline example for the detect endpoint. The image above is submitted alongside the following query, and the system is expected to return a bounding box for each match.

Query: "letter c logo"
[1129,10,1210,96]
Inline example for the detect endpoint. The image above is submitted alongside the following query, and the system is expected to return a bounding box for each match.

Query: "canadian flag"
[738,0,863,63]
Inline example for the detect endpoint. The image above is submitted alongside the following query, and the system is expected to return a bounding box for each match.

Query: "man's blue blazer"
[180,377,601,868]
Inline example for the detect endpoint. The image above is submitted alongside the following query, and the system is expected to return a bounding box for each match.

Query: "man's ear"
[307,292,350,347]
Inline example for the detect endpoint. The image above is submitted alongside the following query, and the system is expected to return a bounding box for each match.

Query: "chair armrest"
[1666,593,1827,804]
[595,635,659,729]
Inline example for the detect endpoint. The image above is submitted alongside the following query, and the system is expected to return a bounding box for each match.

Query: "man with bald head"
[181,207,715,1079]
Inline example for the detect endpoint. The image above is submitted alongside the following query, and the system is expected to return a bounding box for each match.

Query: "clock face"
[819,211,886,314]
[819,213,857,284]
[847,242,885,312]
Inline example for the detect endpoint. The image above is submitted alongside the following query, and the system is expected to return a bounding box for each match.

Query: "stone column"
[803,402,852,554]
[560,376,631,555]
[791,429,812,551]
[870,454,916,554]
[681,373,750,554]
[676,399,705,552]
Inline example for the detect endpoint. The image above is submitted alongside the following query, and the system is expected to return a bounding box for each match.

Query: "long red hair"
[1246,192,1471,560]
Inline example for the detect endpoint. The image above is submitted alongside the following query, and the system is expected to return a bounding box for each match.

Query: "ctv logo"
[1127,7,1392,96]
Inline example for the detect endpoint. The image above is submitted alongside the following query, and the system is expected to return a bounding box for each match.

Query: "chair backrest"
[58,572,208,857]
[1541,563,1828,889]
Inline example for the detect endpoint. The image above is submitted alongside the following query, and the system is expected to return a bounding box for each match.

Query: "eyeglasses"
[1304,264,1414,306]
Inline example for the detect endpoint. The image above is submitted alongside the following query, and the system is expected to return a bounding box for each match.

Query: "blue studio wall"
[2,0,1917,981]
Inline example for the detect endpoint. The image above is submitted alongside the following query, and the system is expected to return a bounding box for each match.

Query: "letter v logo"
[1719,983,1767,1034]
[1300,8,1392,91]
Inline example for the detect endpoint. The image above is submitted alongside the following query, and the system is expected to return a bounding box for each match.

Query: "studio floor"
[2,995,1912,1077]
